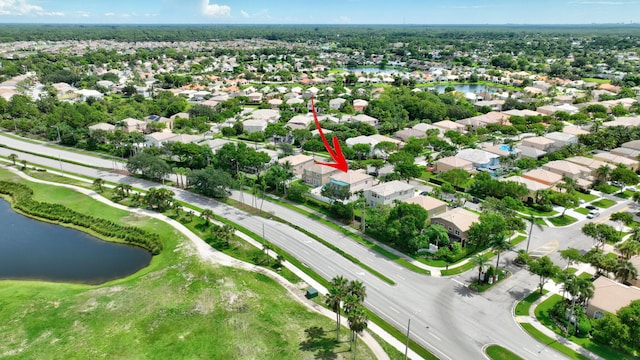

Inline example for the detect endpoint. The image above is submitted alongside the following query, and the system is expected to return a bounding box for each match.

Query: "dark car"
[471,197,481,204]
[368,171,379,177]
[586,205,598,210]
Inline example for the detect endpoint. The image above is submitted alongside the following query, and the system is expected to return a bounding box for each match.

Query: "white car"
[587,210,600,219]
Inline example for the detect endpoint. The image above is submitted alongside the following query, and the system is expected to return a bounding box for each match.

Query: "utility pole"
[59,154,63,177]
[361,199,366,232]
[404,318,411,360]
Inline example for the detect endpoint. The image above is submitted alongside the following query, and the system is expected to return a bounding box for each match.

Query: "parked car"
[586,205,598,210]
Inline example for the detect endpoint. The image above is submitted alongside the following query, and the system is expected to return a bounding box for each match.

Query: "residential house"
[287,114,314,130]
[351,114,379,128]
[630,256,640,288]
[432,120,466,133]
[521,136,557,152]
[120,118,147,133]
[328,169,375,194]
[88,122,116,132]
[562,126,590,136]
[248,92,263,103]
[542,160,592,180]
[303,164,340,187]
[202,138,232,153]
[278,154,315,176]
[75,89,103,101]
[258,149,279,166]
[482,144,521,158]
[593,152,640,171]
[517,145,548,159]
[621,139,640,151]
[601,117,640,128]
[268,98,283,109]
[404,195,447,218]
[243,119,268,134]
[501,175,550,200]
[145,131,178,147]
[455,149,500,170]
[364,180,415,207]
[412,123,441,136]
[249,109,281,123]
[430,207,480,247]
[586,277,640,318]
[610,147,640,161]
[565,156,612,175]
[353,99,368,112]
[145,115,173,130]
[329,98,346,110]
[544,132,578,148]
[395,128,426,142]
[435,156,474,173]
[522,169,563,186]
[502,109,543,117]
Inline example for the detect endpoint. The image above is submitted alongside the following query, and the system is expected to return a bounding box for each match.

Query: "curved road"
[2,134,608,359]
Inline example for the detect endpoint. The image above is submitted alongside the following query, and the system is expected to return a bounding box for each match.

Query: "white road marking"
[396,275,405,281]
[389,306,400,314]
[523,347,537,356]
[429,332,441,341]
[451,278,464,286]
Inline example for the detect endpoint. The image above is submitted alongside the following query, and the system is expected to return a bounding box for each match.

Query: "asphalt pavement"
[0,134,607,360]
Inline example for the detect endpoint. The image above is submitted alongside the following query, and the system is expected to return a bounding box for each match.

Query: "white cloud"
[240,10,249,18]
[338,16,352,23]
[201,0,231,17]
[104,12,115,17]
[0,0,43,15]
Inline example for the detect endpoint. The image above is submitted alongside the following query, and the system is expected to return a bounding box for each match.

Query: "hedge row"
[0,181,162,255]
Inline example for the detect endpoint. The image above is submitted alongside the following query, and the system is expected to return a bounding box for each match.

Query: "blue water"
[499,144,516,153]
[0,199,151,284]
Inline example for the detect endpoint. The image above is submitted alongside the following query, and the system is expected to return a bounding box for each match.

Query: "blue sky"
[0,0,639,24]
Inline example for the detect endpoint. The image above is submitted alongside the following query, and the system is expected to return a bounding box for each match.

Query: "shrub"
[577,319,592,338]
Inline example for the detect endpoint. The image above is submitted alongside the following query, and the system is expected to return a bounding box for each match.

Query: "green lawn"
[575,192,598,202]
[614,190,634,199]
[514,290,547,316]
[581,77,611,84]
[519,323,590,360]
[592,198,617,208]
[485,345,523,360]
[520,206,558,217]
[511,235,527,246]
[547,215,577,227]
[574,207,591,215]
[0,170,377,359]
[535,218,548,226]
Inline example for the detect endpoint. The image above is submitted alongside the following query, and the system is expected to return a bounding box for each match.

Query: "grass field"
[574,207,591,215]
[485,344,523,360]
[591,198,617,208]
[0,169,376,359]
[547,215,577,227]
[514,290,547,316]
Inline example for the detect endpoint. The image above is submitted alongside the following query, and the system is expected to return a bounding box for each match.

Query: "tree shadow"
[299,326,339,360]
[454,284,474,298]
[508,288,529,301]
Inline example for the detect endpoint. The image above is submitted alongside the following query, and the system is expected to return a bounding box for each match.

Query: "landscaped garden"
[591,198,617,208]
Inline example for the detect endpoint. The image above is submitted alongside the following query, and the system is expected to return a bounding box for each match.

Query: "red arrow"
[310,97,348,172]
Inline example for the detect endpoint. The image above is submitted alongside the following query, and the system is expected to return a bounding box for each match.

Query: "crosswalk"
[529,240,559,258]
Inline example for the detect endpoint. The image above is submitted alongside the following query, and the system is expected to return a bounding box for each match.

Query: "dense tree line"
[0,181,163,254]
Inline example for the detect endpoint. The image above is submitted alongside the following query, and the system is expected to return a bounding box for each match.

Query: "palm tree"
[122,184,133,197]
[559,176,577,194]
[347,305,368,359]
[8,153,18,166]
[93,178,104,192]
[114,183,126,199]
[200,209,215,227]
[595,164,612,183]
[616,240,640,260]
[471,253,491,283]
[347,280,367,303]
[20,159,27,169]
[489,234,513,280]
[615,260,638,282]
[326,276,348,342]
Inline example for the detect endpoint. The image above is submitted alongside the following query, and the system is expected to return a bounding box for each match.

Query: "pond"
[0,199,151,284]
[428,84,503,94]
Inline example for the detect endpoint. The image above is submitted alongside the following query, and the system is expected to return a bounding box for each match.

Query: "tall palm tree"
[347,305,368,359]
[576,277,595,309]
[93,178,104,192]
[615,260,638,282]
[559,176,577,194]
[122,184,133,197]
[595,164,612,183]
[8,153,18,166]
[347,280,367,303]
[489,234,513,279]
[472,253,491,283]
[326,275,348,342]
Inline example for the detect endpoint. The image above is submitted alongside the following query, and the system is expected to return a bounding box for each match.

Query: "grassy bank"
[0,169,376,359]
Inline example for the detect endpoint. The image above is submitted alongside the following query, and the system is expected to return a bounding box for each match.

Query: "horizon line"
[0,22,638,26]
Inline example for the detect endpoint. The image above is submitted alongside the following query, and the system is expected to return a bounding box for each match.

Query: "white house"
[364,180,415,207]
[243,119,268,133]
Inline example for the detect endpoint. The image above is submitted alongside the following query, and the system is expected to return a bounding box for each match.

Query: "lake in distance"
[0,199,151,284]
